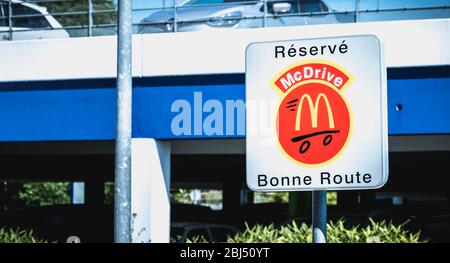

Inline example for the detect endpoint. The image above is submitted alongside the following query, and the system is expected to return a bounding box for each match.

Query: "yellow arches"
[294,93,335,131]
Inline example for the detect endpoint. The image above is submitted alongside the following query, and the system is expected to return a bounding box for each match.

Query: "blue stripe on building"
[0,66,449,141]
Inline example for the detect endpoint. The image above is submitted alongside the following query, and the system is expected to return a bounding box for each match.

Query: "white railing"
[0,0,449,41]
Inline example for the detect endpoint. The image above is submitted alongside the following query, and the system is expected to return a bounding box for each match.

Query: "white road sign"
[246,35,388,191]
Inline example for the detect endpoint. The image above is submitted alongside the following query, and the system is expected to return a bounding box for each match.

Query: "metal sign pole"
[115,0,132,243]
[312,190,327,243]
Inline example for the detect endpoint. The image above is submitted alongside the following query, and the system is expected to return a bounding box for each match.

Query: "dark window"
[0,3,8,27]
[12,4,50,28]
[300,0,328,13]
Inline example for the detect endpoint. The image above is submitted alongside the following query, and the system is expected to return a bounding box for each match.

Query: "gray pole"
[312,190,327,243]
[88,0,93,36]
[115,0,132,243]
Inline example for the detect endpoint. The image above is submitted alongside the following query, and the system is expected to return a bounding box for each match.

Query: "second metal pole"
[312,190,327,243]
[88,0,93,36]
[115,0,133,243]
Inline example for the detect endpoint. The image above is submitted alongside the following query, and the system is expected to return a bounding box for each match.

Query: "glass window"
[185,0,245,5]
[357,0,450,22]
[12,4,50,29]
[300,0,327,13]
[359,0,450,10]
[0,3,8,27]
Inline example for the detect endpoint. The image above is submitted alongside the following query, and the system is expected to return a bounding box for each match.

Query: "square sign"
[246,35,388,191]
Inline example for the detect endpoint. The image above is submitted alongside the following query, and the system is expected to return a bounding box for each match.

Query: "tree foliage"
[18,182,70,207]
[36,0,117,27]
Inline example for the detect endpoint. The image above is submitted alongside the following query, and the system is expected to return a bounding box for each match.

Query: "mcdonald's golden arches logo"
[272,60,354,167]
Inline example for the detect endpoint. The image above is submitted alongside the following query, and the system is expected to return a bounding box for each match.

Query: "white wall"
[0,19,449,83]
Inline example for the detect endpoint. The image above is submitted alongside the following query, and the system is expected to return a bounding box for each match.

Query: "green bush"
[188,219,427,243]
[18,182,70,207]
[0,228,49,243]
[227,219,427,243]
[326,219,426,243]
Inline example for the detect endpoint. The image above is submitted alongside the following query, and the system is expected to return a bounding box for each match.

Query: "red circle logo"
[273,61,353,166]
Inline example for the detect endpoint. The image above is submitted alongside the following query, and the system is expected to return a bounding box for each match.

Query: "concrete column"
[131,139,171,243]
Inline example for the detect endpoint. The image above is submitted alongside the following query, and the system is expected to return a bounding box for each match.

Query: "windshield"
[184,0,247,6]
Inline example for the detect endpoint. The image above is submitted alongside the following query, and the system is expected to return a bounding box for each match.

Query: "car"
[0,0,69,41]
[171,222,240,243]
[138,0,338,34]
